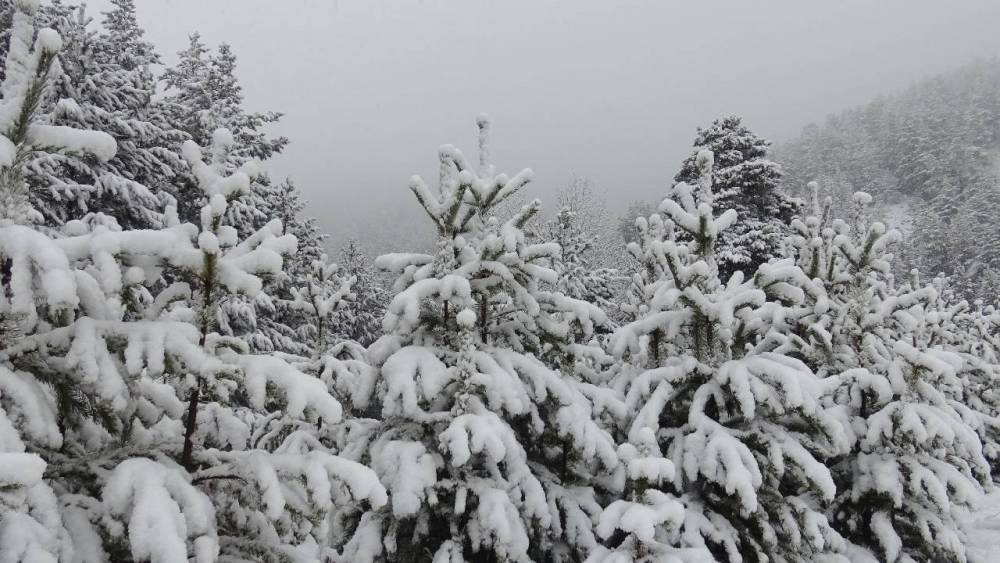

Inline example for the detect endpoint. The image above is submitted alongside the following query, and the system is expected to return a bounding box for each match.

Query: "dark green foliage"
[674,116,800,282]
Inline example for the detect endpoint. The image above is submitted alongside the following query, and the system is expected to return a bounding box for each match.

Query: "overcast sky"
[87,0,1000,250]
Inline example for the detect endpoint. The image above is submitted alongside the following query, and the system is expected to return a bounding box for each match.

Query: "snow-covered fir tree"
[338,238,388,347]
[273,177,326,278]
[0,12,385,558]
[542,206,620,321]
[161,33,287,164]
[329,115,619,562]
[777,184,992,562]
[159,32,287,242]
[917,276,1000,478]
[288,252,355,355]
[672,116,800,282]
[10,0,186,230]
[552,176,621,272]
[160,32,325,358]
[602,150,850,562]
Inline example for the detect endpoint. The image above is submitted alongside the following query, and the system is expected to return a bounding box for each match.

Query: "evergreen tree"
[602,150,850,562]
[338,238,388,347]
[161,34,287,163]
[219,177,329,357]
[287,252,355,355]
[673,116,800,281]
[100,0,156,70]
[160,34,325,358]
[0,0,69,226]
[1,14,384,558]
[273,177,326,278]
[553,175,621,271]
[330,116,618,562]
[778,184,992,561]
[542,206,619,321]
[0,131,386,561]
[15,0,186,230]
[616,200,656,246]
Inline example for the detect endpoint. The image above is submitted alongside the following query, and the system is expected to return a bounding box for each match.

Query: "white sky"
[86,0,1000,250]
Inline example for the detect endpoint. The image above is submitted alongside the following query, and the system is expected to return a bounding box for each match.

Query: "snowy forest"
[3,1,1000,562]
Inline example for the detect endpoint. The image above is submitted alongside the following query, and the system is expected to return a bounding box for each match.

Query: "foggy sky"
[88,0,1000,250]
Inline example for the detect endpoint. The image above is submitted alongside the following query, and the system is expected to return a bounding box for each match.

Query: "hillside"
[776,59,1000,300]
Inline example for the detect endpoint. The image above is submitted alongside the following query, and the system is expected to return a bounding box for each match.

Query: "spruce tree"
[779,184,992,561]
[161,34,325,358]
[1,127,386,561]
[0,14,385,555]
[603,150,849,562]
[673,116,800,282]
[542,206,620,320]
[331,116,618,562]
[14,0,186,230]
[287,252,355,355]
[161,34,287,163]
[339,238,388,347]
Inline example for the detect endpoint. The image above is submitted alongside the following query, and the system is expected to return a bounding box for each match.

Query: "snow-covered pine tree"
[199,170,330,357]
[162,34,287,166]
[1,18,386,555]
[672,116,800,282]
[602,150,850,562]
[176,128,280,356]
[13,0,186,231]
[919,277,1000,478]
[552,175,622,272]
[166,132,386,560]
[162,33,270,236]
[100,0,155,69]
[778,183,992,562]
[1,134,387,561]
[0,0,70,225]
[331,115,619,562]
[246,177,333,356]
[161,34,326,358]
[338,238,388,347]
[272,177,326,278]
[160,33,278,235]
[286,252,355,356]
[536,204,622,395]
[542,206,619,321]
[0,4,117,558]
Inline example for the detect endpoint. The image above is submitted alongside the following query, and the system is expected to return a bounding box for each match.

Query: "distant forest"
[777,59,1000,301]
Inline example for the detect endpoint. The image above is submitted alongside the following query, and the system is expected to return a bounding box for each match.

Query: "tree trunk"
[181,380,201,471]
[479,295,488,344]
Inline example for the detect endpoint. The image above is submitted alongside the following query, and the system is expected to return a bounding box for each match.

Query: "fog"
[89,0,1000,250]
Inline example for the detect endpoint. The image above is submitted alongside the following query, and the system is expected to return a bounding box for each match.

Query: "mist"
[88,0,1000,250]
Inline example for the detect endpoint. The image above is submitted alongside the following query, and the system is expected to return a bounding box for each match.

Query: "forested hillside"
[3,1,1000,562]
[777,59,1000,301]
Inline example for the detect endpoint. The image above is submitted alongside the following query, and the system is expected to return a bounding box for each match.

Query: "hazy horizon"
[84,0,1000,251]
